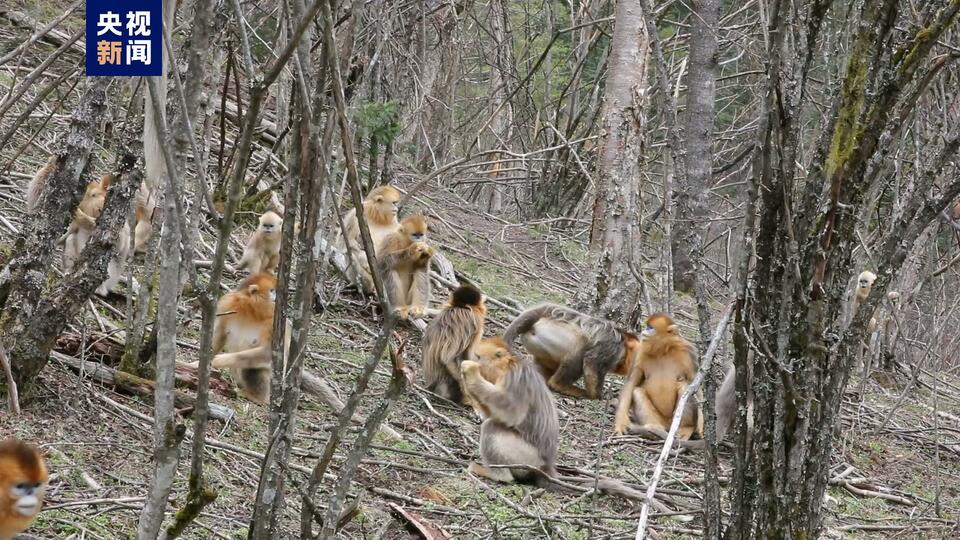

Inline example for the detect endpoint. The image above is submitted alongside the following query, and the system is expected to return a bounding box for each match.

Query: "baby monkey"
[236,210,283,275]
[0,439,48,540]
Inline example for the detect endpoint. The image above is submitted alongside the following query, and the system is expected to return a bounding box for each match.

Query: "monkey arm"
[462,363,529,427]
[613,363,645,434]
[212,344,271,370]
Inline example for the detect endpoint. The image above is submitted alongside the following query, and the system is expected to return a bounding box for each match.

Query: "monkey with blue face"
[0,439,48,540]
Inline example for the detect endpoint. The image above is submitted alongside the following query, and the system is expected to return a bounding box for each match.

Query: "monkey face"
[400,215,429,242]
[857,271,877,289]
[371,186,401,217]
[258,211,282,236]
[641,314,677,339]
[79,183,108,219]
[0,440,48,524]
[9,480,46,517]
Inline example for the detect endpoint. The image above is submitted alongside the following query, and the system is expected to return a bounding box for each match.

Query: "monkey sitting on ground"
[613,314,700,439]
[235,210,283,274]
[335,185,401,290]
[0,439,48,540]
[503,304,638,399]
[422,285,486,403]
[60,174,131,296]
[187,273,353,410]
[376,215,434,319]
[460,344,560,487]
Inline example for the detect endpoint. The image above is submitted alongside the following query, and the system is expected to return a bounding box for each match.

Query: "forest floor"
[2,8,960,539]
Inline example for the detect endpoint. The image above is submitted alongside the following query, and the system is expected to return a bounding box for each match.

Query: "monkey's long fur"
[503,303,632,396]
[422,286,485,403]
[463,353,559,485]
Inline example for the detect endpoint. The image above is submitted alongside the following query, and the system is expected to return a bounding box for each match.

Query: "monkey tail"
[503,304,552,351]
[25,155,56,212]
[552,473,647,502]
[300,369,403,441]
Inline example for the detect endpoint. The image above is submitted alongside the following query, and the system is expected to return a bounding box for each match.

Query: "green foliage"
[356,100,401,148]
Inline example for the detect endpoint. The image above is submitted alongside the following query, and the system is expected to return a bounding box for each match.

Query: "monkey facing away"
[613,314,700,439]
[0,439,48,540]
[60,174,131,296]
[236,210,283,274]
[422,285,486,403]
[460,345,560,487]
[503,304,638,399]
[376,215,434,319]
[335,185,401,290]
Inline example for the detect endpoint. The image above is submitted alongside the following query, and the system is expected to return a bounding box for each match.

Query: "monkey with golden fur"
[0,439,48,540]
[60,174,131,296]
[189,273,350,408]
[459,341,560,487]
[422,285,486,403]
[503,304,638,399]
[336,185,402,290]
[376,215,434,319]
[236,210,283,274]
[613,314,700,439]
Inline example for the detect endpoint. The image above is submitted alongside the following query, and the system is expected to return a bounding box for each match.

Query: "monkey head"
[447,285,485,318]
[400,215,428,242]
[0,439,48,537]
[857,271,877,291]
[78,176,110,220]
[235,272,278,308]
[365,185,401,224]
[472,337,516,384]
[641,313,679,339]
[257,211,283,237]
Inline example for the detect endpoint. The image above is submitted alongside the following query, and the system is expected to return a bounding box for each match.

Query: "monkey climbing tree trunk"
[724,1,960,538]
[574,0,649,325]
[0,78,140,395]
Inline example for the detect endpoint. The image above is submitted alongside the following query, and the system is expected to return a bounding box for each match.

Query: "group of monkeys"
[420,286,730,485]
[5,164,897,535]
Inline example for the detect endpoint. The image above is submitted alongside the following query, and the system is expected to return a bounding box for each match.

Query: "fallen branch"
[52,351,235,421]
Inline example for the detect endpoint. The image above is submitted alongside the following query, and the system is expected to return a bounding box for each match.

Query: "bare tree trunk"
[137,167,184,540]
[573,0,648,325]
[673,1,722,536]
[138,0,178,251]
[481,0,512,213]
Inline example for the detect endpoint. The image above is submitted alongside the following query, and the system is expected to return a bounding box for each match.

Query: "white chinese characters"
[126,11,151,36]
[96,11,122,36]
[127,40,152,65]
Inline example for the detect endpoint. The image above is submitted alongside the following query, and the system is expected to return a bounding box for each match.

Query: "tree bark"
[137,154,184,540]
[726,1,960,537]
[674,1,722,537]
[573,0,648,325]
[2,78,147,393]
